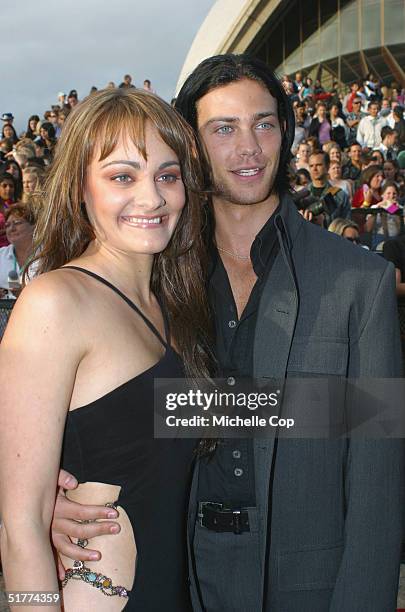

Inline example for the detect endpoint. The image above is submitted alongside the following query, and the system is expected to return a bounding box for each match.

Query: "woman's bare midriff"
[60,482,136,612]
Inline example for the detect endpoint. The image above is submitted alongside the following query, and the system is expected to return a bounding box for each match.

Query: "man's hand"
[299,208,313,222]
[52,470,120,580]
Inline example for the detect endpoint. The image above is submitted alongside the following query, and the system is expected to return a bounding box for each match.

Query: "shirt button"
[227,376,236,386]
[232,450,241,459]
[228,320,237,328]
[234,468,243,477]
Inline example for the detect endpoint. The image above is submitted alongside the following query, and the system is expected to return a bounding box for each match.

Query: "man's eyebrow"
[202,111,277,128]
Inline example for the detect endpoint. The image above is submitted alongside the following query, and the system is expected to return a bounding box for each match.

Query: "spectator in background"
[143,79,155,93]
[308,151,351,223]
[352,164,384,208]
[330,103,348,149]
[36,123,57,163]
[0,172,17,247]
[377,126,398,160]
[370,149,385,166]
[58,108,69,132]
[328,159,354,201]
[106,81,116,89]
[383,159,401,184]
[119,74,135,89]
[57,92,66,108]
[48,109,61,138]
[328,143,342,164]
[357,101,386,149]
[343,81,360,113]
[304,135,317,154]
[292,101,310,150]
[380,98,392,117]
[2,123,18,145]
[392,106,405,149]
[12,139,37,168]
[67,90,79,109]
[345,97,366,145]
[293,71,304,94]
[0,204,35,298]
[1,113,14,125]
[295,140,310,171]
[309,101,332,146]
[5,161,23,200]
[365,181,403,248]
[299,76,314,100]
[24,115,40,140]
[22,166,45,201]
[383,234,405,296]
[328,218,361,243]
[295,167,311,188]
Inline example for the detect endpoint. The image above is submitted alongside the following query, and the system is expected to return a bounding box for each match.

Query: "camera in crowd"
[291,188,337,218]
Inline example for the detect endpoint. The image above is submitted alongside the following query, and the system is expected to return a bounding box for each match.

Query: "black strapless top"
[60,267,195,611]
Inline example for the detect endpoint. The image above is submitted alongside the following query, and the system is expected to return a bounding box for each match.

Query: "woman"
[22,165,45,199]
[352,165,384,208]
[36,121,57,162]
[365,181,403,248]
[0,88,212,611]
[309,102,332,146]
[329,103,348,149]
[25,114,40,140]
[328,218,361,243]
[1,122,18,144]
[328,160,354,201]
[0,204,35,298]
[0,172,17,247]
[5,160,23,200]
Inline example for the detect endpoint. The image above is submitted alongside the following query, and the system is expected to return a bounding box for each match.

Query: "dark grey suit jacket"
[188,195,404,612]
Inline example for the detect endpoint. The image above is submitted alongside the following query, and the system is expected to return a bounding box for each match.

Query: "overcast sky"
[1,0,216,132]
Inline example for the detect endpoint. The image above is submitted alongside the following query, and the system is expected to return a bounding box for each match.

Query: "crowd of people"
[1,69,405,298]
[281,71,405,291]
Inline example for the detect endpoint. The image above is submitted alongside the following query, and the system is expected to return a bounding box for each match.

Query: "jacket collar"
[274,191,305,251]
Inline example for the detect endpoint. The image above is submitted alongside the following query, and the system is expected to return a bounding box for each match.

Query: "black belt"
[198,502,250,534]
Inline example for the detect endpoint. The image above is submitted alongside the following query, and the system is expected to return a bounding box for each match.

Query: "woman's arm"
[0,274,85,610]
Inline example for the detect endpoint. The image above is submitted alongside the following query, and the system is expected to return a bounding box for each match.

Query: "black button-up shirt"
[197,208,280,507]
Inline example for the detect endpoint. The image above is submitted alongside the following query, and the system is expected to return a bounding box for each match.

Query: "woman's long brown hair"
[33,87,213,380]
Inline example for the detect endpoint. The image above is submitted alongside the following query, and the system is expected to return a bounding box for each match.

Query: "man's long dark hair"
[175,53,295,194]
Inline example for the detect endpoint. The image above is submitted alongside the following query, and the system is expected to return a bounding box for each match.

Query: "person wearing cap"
[1,113,14,124]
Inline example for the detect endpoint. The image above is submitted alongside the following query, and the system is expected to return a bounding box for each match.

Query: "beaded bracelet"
[61,502,129,598]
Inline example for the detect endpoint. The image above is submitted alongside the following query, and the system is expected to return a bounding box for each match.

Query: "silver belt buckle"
[197,501,223,526]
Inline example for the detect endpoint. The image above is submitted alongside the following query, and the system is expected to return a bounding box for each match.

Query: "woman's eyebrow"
[101,160,141,169]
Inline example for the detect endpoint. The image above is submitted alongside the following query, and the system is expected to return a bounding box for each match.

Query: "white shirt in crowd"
[356,115,387,149]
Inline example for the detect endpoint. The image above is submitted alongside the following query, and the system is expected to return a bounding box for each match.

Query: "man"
[377,125,398,160]
[52,55,403,611]
[345,96,366,145]
[342,141,362,184]
[119,73,135,88]
[357,101,386,149]
[308,150,351,223]
[48,109,62,139]
[380,97,392,118]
